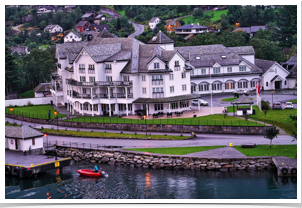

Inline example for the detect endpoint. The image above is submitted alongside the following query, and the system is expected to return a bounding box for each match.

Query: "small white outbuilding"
[5,125,44,152]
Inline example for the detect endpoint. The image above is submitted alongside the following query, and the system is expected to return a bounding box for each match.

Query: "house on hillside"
[232,25,267,37]
[175,23,208,38]
[165,19,181,33]
[64,31,82,43]
[44,25,63,33]
[10,46,29,56]
[88,24,110,32]
[149,17,160,30]
[76,21,90,33]
[37,6,58,14]
[51,32,64,42]
[82,11,107,24]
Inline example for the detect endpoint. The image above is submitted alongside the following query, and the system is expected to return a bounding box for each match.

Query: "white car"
[285,102,294,109]
[233,89,249,95]
[192,99,209,106]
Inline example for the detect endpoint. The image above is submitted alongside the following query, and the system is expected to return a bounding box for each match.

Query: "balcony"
[152,79,163,85]
[66,79,133,87]
[152,92,164,98]
[52,86,63,91]
[174,66,180,71]
[51,72,62,80]
[71,92,134,99]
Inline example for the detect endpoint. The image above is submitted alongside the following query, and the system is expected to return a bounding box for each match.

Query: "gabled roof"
[82,43,122,63]
[45,24,61,31]
[228,46,255,55]
[76,21,89,27]
[149,17,159,23]
[33,83,52,93]
[64,30,82,39]
[166,19,178,26]
[175,24,207,30]
[232,25,266,34]
[231,95,254,104]
[255,59,276,73]
[56,41,89,63]
[147,31,174,44]
[5,125,44,139]
[97,28,114,38]
[90,24,110,32]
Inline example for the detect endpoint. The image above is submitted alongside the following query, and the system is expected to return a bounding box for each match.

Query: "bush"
[27,101,34,106]
[9,104,13,107]
[180,134,183,137]
[41,126,44,130]
[77,129,80,131]
[120,131,123,134]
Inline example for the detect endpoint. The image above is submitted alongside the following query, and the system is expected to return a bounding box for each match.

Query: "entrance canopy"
[133,93,201,104]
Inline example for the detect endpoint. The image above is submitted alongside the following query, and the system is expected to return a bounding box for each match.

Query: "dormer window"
[105,64,112,69]
[213,68,220,74]
[239,66,246,71]
[175,61,179,66]
[154,63,159,69]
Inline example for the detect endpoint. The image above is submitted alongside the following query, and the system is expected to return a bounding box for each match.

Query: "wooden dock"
[272,156,297,177]
[5,150,72,179]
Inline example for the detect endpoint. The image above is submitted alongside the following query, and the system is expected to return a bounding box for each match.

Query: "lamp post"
[143,115,147,136]
[54,111,58,132]
[44,134,48,151]
[10,108,14,123]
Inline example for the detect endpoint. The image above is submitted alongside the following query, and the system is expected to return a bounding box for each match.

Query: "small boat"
[77,169,102,177]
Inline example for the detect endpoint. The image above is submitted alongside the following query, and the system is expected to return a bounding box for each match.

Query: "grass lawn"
[5,122,21,127]
[38,45,50,49]
[289,99,297,104]
[125,146,225,155]
[182,9,228,24]
[41,129,189,140]
[116,10,125,17]
[5,105,66,119]
[103,13,111,18]
[227,105,297,134]
[222,97,253,102]
[234,145,297,158]
[63,114,262,126]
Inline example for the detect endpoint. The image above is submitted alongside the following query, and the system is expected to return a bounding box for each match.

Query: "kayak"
[77,169,102,177]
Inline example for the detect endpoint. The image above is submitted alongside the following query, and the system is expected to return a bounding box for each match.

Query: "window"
[80,76,86,82]
[106,76,112,82]
[88,65,95,74]
[285,81,287,85]
[142,75,146,81]
[82,88,86,94]
[142,88,146,94]
[266,82,268,86]
[123,76,129,82]
[239,66,246,71]
[32,138,35,145]
[213,68,220,74]
[180,100,189,108]
[170,86,174,93]
[83,103,88,110]
[118,104,126,111]
[128,104,132,111]
[199,83,209,91]
[212,83,222,91]
[92,88,96,94]
[169,74,174,80]
[227,67,232,72]
[89,77,95,82]
[181,72,186,78]
[190,69,194,75]
[93,104,98,111]
[225,82,235,89]
[154,103,163,111]
[152,75,163,85]
[175,60,179,66]
[154,62,160,69]
[182,84,186,91]
[238,81,248,89]
[171,102,178,109]
[105,64,112,69]
[201,69,206,74]
[79,64,85,74]
[191,85,196,92]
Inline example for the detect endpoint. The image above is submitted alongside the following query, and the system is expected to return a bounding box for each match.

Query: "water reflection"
[5,163,297,199]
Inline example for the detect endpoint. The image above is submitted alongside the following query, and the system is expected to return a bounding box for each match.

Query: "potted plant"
[24,150,27,155]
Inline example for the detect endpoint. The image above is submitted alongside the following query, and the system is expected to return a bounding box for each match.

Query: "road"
[99,7,145,38]
[128,21,145,38]
[5,117,296,149]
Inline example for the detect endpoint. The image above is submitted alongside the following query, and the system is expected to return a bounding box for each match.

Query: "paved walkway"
[184,146,247,158]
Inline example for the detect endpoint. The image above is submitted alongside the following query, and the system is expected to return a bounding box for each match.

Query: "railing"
[152,80,163,85]
[66,79,133,87]
[79,69,85,74]
[71,93,132,99]
[88,69,95,74]
[174,66,180,71]
[52,86,63,91]
[152,92,164,98]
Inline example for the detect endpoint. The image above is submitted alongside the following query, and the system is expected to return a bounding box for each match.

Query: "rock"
[130,164,135,168]
[194,161,202,165]
[200,164,207,167]
[235,164,241,168]
[184,165,191,170]
[90,160,96,163]
[220,162,229,165]
[237,167,246,170]
[136,164,143,167]
[102,157,109,162]
[223,165,234,168]
[219,168,228,172]
[137,160,142,164]
[231,161,242,165]
[160,164,165,168]
[190,165,196,169]
[214,162,220,166]
[249,161,256,165]
[109,158,115,161]
[134,156,141,159]
[189,162,195,166]
[143,165,149,169]
[164,160,172,164]
[108,160,115,165]
[145,159,151,163]
[206,166,216,170]
[229,167,236,171]
[215,165,221,169]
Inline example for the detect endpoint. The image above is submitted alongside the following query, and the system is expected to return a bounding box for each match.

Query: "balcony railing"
[52,86,63,91]
[66,79,133,87]
[152,92,164,98]
[71,92,133,99]
[152,79,163,85]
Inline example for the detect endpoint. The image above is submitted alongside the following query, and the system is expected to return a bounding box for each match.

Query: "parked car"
[192,99,208,106]
[272,102,282,110]
[233,89,249,95]
[285,102,294,109]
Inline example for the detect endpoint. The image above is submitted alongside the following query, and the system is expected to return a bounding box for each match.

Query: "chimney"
[191,23,194,26]
[197,23,199,25]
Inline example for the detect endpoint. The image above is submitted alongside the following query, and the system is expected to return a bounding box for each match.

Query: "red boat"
[77,169,102,177]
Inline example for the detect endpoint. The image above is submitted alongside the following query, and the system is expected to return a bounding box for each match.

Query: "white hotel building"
[51,29,295,116]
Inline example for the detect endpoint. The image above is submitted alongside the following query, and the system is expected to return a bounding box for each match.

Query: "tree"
[193,8,203,18]
[289,114,297,141]
[221,19,229,30]
[227,5,242,24]
[31,9,37,26]
[264,126,279,147]
[261,100,270,117]
[152,26,159,34]
[116,18,121,31]
[5,47,20,95]
[39,20,47,29]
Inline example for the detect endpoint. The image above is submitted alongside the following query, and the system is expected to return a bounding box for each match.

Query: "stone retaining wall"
[57,147,275,172]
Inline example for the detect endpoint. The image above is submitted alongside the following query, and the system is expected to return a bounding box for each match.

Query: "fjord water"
[5,163,297,199]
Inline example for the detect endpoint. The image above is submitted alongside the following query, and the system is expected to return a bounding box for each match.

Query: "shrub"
[77,129,80,131]
[41,126,44,130]
[65,128,68,131]
[8,104,13,107]
[164,134,167,136]
[91,130,94,132]
[120,131,123,134]
[27,101,34,106]
[134,131,137,135]
[180,134,183,137]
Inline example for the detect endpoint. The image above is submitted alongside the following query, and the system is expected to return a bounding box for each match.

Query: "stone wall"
[57,147,275,172]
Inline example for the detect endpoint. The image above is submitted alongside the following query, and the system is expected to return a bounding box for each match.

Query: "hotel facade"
[50,30,295,116]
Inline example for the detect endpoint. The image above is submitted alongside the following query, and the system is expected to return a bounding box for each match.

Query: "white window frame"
[170,86,174,93]
[142,88,146,94]
[182,84,186,91]
[169,74,174,80]
[142,75,146,81]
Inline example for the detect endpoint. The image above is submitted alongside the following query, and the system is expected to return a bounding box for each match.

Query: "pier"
[5,150,72,179]
[272,156,297,176]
